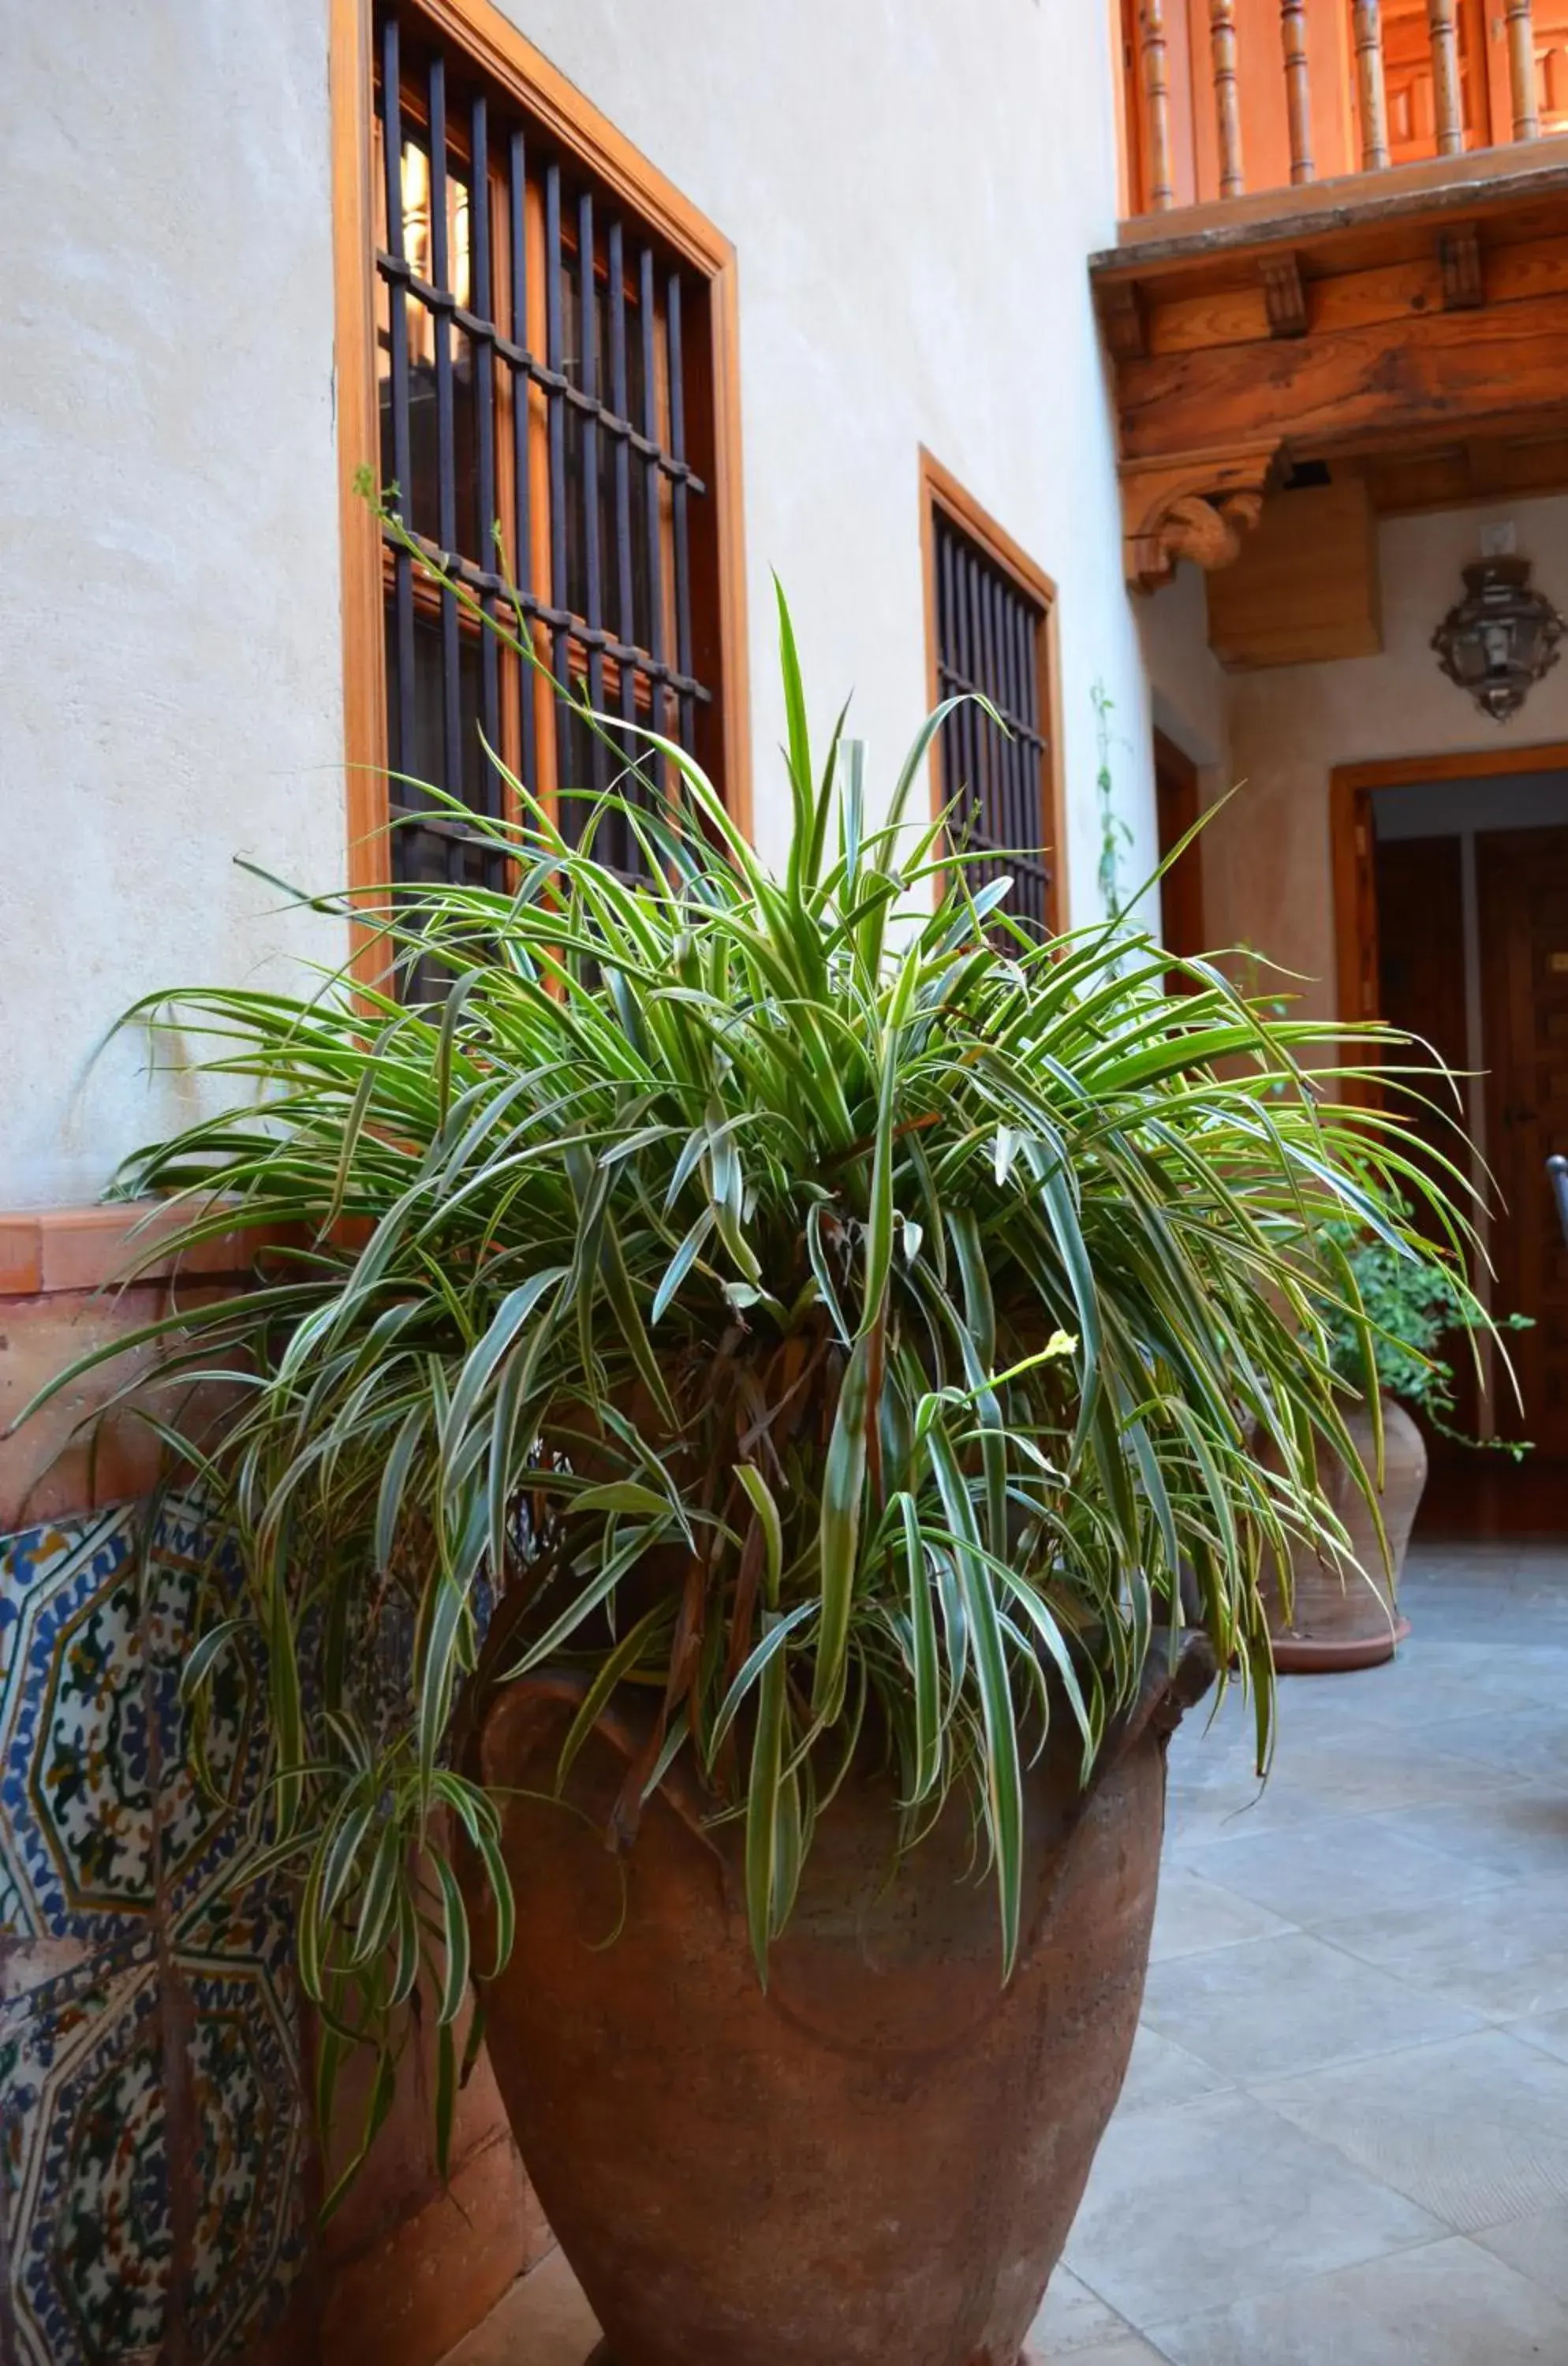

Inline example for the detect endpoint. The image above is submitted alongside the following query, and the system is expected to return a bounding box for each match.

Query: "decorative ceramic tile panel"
[0,1495,308,2364]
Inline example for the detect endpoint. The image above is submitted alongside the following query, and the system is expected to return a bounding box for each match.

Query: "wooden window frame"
[918,448,1069,931]
[330,0,750,964]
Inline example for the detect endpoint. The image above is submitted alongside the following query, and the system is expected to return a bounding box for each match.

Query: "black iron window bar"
[373,4,715,905]
[931,508,1055,935]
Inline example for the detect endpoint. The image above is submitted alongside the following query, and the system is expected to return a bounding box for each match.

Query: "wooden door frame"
[1153,727,1205,961]
[1331,740,1568,1028]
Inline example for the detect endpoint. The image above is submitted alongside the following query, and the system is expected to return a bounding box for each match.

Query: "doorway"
[1333,751,1568,1532]
[1153,730,1205,975]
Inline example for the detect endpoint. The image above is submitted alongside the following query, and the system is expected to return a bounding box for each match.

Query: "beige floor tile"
[1148,1865,1293,1961]
[1253,2028,1568,2233]
[444,2248,599,2366]
[1141,1928,1480,2083]
[1148,2234,1568,2365]
[1025,2263,1134,2353]
[1474,2200,1568,2302]
[1064,2090,1442,2326]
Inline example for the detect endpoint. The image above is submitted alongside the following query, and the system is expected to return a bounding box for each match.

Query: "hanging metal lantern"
[1432,556,1565,723]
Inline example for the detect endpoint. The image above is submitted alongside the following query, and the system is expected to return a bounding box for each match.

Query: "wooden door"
[1375,833,1478,1441]
[1154,730,1206,976]
[1376,833,1469,1158]
[1332,780,1382,1044]
[1478,826,1568,1457]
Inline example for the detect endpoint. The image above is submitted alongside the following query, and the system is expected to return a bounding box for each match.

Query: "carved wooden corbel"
[1260,251,1309,338]
[1439,223,1484,310]
[1122,443,1283,592]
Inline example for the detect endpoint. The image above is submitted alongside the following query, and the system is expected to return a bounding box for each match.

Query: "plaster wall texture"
[0,2,348,1209]
[1138,559,1230,774]
[1210,495,1568,1020]
[1,1,1147,1212]
[503,0,1155,916]
[1137,557,1234,943]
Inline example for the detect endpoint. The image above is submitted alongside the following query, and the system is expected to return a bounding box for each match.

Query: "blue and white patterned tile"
[185,1957,309,2362]
[3,1941,170,2366]
[2,1494,310,2364]
[0,1508,145,1941]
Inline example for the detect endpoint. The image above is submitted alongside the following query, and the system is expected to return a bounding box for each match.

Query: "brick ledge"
[0,1202,269,1297]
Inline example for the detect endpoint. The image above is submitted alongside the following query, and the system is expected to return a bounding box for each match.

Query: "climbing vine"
[1092,681,1134,944]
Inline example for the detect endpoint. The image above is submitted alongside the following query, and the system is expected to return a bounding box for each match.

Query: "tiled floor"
[447,1542,1568,2365]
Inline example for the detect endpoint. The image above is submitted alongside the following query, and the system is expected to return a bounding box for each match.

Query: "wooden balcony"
[1101,4,1568,597]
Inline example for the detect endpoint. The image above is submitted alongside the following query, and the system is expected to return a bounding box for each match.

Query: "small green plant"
[1320,1218,1530,1454]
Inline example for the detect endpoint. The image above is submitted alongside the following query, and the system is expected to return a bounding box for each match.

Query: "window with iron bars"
[928,483,1058,936]
[372,2,734,894]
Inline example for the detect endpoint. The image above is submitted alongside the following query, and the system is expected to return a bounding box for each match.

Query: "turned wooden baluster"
[1506,0,1542,140]
[1352,1,1392,170]
[1140,0,1176,210]
[1210,0,1245,197]
[1426,0,1465,153]
[1280,2,1316,184]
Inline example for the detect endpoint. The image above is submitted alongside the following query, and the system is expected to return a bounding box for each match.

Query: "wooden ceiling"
[1361,427,1568,513]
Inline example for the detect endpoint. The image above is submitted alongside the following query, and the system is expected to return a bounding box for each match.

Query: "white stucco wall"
[0,0,1148,1210]
[503,0,1155,918]
[0,3,347,1208]
[1136,557,1234,939]
[1137,559,1230,777]
[1209,495,1568,1018]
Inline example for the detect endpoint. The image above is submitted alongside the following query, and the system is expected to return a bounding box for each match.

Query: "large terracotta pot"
[461,1635,1215,2366]
[1264,1398,1428,1673]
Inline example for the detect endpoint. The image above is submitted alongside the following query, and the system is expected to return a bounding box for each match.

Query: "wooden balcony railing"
[1124,0,1568,217]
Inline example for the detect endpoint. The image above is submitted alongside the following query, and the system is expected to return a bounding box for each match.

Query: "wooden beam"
[1305,399,1568,467]
[1116,289,1568,461]
[1098,279,1150,360]
[1141,233,1568,364]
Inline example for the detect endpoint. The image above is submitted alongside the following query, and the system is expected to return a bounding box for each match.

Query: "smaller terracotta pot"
[1264,1398,1427,1673]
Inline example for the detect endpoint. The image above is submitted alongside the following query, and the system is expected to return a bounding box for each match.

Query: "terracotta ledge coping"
[0,1203,271,1298]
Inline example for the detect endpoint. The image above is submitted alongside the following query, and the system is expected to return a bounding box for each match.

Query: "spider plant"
[20,585,1483,2187]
